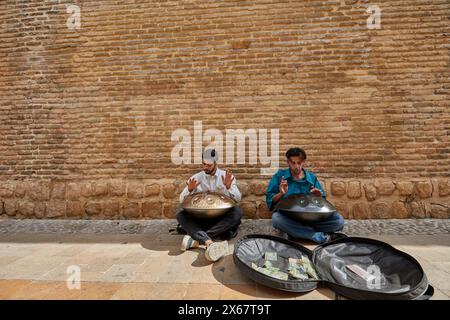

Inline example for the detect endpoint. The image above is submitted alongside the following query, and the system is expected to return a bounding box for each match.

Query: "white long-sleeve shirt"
[179,168,242,203]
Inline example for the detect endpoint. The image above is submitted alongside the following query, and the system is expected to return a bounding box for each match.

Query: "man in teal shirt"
[266,147,345,243]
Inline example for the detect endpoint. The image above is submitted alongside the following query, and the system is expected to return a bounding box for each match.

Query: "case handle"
[415,285,434,300]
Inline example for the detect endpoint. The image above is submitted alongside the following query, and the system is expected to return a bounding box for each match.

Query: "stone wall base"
[0,178,449,219]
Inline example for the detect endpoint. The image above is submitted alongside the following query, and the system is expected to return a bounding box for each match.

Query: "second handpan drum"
[275,194,337,222]
[181,191,238,218]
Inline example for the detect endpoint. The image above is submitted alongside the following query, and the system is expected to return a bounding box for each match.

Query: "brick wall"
[0,0,449,219]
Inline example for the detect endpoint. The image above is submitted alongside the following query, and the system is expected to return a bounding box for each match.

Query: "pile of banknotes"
[288,256,318,280]
[251,252,319,281]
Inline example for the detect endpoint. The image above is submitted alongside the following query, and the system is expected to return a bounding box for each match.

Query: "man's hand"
[279,176,288,195]
[221,170,235,190]
[310,186,322,197]
[186,178,200,192]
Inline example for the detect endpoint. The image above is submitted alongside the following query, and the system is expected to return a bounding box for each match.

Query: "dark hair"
[285,147,307,161]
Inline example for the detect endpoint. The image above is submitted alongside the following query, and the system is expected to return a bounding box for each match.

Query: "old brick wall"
[0,0,449,219]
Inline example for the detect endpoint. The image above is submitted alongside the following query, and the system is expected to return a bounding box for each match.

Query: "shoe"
[227,227,239,240]
[280,231,296,241]
[180,235,199,251]
[205,241,229,262]
[176,224,187,235]
[324,232,348,243]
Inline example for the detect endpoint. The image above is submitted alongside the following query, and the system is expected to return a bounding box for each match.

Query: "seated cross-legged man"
[266,147,345,244]
[176,149,243,262]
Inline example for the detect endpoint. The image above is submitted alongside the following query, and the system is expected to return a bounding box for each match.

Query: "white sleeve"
[221,177,241,202]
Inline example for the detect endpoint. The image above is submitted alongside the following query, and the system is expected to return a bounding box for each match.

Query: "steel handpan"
[275,194,336,222]
[181,191,237,218]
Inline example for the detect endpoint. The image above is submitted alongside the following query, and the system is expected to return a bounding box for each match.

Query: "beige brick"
[363,183,377,201]
[397,181,414,196]
[240,201,257,219]
[237,181,249,197]
[438,180,450,197]
[375,180,396,196]
[415,181,433,199]
[67,201,83,217]
[162,184,177,199]
[144,184,160,197]
[347,181,361,199]
[331,181,346,196]
[66,183,81,201]
[51,182,66,200]
[391,201,410,219]
[85,201,103,216]
[14,182,27,198]
[409,201,428,218]
[28,182,51,201]
[333,200,349,219]
[81,183,94,198]
[109,180,125,196]
[369,202,390,219]
[3,200,17,216]
[127,182,144,199]
[46,201,66,218]
[430,203,450,219]
[250,181,267,196]
[351,203,370,219]
[34,202,46,218]
[123,201,141,218]
[17,200,35,217]
[0,183,14,198]
[142,201,162,218]
[92,182,108,197]
[104,200,120,218]
[162,202,177,218]
[257,201,272,219]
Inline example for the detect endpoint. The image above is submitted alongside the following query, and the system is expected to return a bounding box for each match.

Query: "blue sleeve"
[311,174,326,199]
[266,171,281,211]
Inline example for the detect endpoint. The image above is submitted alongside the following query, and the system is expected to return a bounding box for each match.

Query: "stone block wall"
[0,178,448,219]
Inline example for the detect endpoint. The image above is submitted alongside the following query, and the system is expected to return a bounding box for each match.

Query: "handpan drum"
[181,191,238,218]
[275,194,337,222]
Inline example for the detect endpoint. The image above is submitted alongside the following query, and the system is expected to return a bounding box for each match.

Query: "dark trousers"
[176,207,243,245]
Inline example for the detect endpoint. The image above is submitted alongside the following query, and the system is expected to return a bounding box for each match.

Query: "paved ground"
[0,219,449,300]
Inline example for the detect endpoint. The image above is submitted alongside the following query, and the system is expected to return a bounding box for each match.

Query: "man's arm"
[220,170,241,202]
[310,175,326,199]
[266,172,282,211]
[224,178,241,202]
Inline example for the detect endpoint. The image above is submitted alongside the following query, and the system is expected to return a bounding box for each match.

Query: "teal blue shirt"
[266,168,326,211]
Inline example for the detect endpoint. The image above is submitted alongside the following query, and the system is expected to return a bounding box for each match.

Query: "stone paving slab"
[0,219,449,300]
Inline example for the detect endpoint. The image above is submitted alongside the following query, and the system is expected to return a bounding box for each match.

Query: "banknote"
[251,262,288,280]
[264,252,277,261]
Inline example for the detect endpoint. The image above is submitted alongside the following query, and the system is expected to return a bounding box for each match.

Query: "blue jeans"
[272,211,345,243]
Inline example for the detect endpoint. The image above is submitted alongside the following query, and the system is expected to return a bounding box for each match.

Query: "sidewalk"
[0,219,449,300]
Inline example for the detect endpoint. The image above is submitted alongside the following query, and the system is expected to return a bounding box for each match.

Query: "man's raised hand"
[310,186,323,197]
[279,176,288,195]
[186,178,200,192]
[221,170,235,190]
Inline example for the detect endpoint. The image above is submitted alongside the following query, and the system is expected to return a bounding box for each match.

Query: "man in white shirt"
[176,149,243,262]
